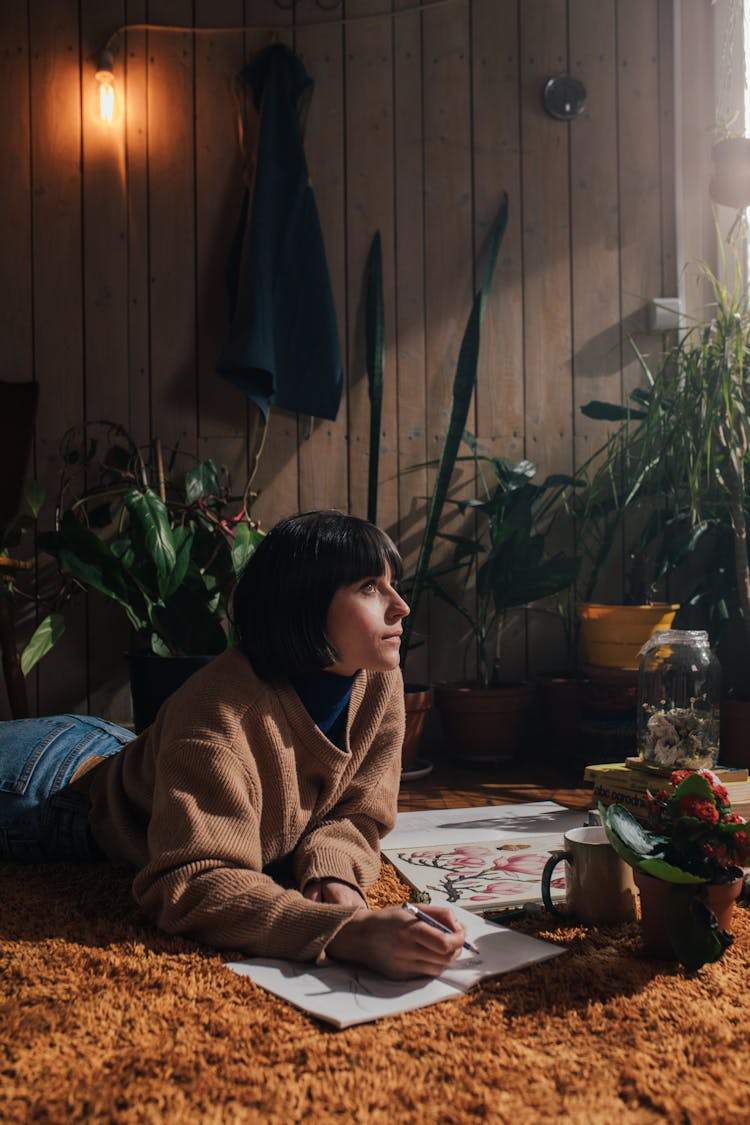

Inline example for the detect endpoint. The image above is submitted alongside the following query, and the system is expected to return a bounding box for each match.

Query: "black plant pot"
[128,652,216,733]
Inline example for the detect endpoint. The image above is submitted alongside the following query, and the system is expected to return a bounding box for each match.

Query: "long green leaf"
[38,513,146,627]
[20,613,65,676]
[365,230,384,525]
[23,479,45,517]
[402,293,482,655]
[401,194,509,658]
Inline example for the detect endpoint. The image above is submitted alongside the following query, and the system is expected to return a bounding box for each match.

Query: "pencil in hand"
[401,902,479,954]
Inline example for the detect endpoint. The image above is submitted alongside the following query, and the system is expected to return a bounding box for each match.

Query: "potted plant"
[363,229,431,775]
[600,769,750,971]
[363,196,510,771]
[566,415,684,673]
[38,422,265,729]
[1,480,66,715]
[575,263,750,758]
[418,441,580,763]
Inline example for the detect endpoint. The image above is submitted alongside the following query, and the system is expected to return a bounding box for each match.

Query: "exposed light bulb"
[95,49,115,123]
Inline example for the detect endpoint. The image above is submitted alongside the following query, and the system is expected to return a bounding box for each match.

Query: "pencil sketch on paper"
[383,835,567,912]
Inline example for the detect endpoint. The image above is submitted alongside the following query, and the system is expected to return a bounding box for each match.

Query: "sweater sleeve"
[130,738,360,962]
[291,674,404,892]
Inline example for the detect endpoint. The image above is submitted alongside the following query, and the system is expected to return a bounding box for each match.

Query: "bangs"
[331,521,404,587]
[232,510,405,680]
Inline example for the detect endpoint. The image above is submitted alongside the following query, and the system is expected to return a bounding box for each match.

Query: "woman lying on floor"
[0,510,465,979]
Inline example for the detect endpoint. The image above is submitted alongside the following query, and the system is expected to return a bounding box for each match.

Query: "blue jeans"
[0,715,134,862]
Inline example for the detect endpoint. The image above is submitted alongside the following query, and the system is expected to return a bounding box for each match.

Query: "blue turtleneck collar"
[290,668,356,748]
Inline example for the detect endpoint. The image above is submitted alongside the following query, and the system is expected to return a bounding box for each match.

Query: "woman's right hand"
[326,904,466,979]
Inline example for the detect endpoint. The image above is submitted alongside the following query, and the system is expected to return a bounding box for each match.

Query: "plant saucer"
[400,759,434,783]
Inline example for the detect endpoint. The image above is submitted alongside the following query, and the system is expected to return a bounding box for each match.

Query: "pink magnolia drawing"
[393,839,566,906]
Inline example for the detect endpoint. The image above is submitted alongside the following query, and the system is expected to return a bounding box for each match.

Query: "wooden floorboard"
[398,754,593,813]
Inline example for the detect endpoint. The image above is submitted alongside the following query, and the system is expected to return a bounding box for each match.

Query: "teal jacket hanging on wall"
[217,44,342,421]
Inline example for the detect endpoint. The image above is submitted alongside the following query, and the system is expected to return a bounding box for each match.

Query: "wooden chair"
[0,380,39,718]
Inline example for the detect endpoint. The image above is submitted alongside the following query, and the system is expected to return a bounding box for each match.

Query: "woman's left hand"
[303,878,368,908]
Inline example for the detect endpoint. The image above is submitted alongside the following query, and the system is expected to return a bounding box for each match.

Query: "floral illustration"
[388,838,566,907]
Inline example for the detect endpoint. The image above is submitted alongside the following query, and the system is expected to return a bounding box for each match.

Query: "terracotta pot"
[577,603,679,670]
[719,696,750,768]
[535,674,584,758]
[582,664,637,714]
[402,683,433,772]
[634,869,742,961]
[434,681,533,765]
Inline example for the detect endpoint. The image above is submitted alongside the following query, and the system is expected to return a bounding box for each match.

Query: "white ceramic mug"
[541,825,638,925]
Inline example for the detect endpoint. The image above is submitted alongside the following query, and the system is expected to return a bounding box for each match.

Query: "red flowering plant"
[645,769,750,883]
[600,770,750,971]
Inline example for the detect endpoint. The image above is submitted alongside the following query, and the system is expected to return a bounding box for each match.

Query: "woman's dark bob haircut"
[233,510,403,681]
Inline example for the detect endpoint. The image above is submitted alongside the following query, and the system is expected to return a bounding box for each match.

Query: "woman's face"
[324,565,409,676]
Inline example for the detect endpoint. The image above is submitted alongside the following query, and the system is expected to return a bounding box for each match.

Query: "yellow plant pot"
[577,603,679,670]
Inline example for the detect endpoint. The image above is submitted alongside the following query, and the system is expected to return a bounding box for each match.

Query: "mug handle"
[541,849,573,916]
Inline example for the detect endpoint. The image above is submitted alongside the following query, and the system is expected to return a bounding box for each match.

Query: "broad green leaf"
[600,803,666,868]
[672,771,715,799]
[23,480,45,517]
[230,522,264,578]
[185,461,222,504]
[123,488,177,599]
[38,514,146,627]
[150,634,172,657]
[664,885,733,971]
[150,582,228,656]
[638,857,706,884]
[20,613,65,676]
[160,525,194,600]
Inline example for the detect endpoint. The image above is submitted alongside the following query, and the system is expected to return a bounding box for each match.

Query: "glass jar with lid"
[637,629,721,770]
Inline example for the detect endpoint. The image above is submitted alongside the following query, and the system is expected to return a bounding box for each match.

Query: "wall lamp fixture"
[92,0,453,123]
[95,49,115,122]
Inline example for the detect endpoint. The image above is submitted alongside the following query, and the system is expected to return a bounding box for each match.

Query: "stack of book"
[584,757,750,822]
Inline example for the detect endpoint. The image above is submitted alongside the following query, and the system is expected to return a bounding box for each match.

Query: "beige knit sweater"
[79,648,404,962]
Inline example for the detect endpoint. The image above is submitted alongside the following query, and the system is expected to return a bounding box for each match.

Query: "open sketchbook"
[225,905,564,1028]
[383,801,587,914]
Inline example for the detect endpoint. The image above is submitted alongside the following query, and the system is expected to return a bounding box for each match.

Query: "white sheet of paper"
[384,801,586,850]
[225,906,564,1029]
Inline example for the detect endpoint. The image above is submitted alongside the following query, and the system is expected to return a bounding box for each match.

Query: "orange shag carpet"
[1,859,749,1125]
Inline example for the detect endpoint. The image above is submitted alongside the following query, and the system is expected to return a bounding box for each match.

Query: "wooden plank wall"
[0,0,696,721]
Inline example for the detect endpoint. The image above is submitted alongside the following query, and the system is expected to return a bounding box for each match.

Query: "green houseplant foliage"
[575,262,750,657]
[400,193,509,666]
[38,423,265,658]
[600,769,750,971]
[0,479,65,677]
[422,443,580,686]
